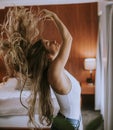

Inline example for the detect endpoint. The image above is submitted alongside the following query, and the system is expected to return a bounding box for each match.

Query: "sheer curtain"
[95,0,107,116]
[95,1,113,130]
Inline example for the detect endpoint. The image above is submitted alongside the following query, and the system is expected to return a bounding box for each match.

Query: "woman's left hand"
[38,9,57,21]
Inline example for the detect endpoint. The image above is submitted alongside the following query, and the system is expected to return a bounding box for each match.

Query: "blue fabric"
[51,114,80,130]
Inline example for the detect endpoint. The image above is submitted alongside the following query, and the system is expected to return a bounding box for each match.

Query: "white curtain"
[104,4,113,130]
[95,0,106,116]
[95,1,113,130]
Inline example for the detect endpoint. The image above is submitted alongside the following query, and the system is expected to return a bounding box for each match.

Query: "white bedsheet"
[0,115,51,128]
[0,91,29,116]
[0,83,59,116]
[0,83,83,130]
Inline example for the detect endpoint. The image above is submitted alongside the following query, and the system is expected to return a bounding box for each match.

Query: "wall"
[0,2,98,83]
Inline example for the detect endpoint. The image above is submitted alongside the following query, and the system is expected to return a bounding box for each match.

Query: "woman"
[0,7,83,130]
[27,9,83,130]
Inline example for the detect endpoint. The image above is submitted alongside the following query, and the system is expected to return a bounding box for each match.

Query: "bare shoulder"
[48,68,72,95]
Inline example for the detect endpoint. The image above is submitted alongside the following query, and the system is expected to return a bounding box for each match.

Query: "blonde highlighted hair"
[0,6,54,128]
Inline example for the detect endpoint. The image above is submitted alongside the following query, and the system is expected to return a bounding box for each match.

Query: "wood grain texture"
[0,3,98,83]
[81,82,95,95]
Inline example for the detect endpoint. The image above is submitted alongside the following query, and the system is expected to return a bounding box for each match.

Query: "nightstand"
[81,82,95,95]
[80,82,95,109]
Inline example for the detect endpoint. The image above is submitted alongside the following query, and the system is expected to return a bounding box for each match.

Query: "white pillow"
[0,78,18,91]
[15,78,31,90]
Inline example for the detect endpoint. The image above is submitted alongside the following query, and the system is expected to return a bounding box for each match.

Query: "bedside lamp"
[84,58,96,84]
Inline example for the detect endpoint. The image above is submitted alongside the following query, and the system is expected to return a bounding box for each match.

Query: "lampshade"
[84,58,96,70]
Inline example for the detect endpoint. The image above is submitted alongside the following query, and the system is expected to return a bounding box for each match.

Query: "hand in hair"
[39,9,73,95]
[38,9,56,21]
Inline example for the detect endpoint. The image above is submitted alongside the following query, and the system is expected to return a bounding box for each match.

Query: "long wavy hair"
[27,39,54,127]
[0,6,54,127]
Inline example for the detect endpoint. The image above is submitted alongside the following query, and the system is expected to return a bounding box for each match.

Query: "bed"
[0,81,59,130]
[0,79,83,130]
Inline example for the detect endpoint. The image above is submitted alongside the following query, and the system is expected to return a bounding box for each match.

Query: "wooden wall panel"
[0,3,98,83]
[39,3,98,83]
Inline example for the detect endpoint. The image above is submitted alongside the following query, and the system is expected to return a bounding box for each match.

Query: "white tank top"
[54,70,81,120]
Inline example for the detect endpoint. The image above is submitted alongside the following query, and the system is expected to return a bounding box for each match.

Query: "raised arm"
[52,11,72,67]
[39,9,73,94]
[40,9,72,68]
